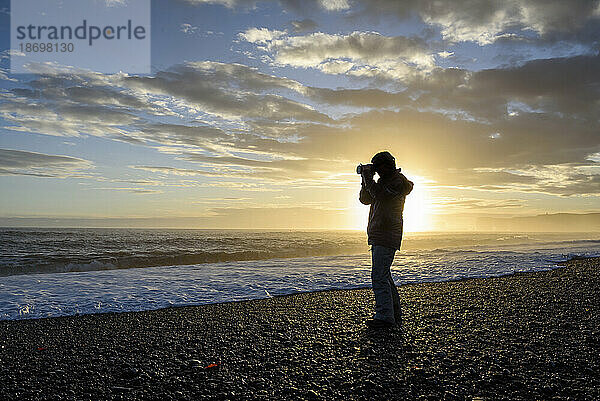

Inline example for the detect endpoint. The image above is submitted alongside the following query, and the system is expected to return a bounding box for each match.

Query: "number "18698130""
[19,42,74,53]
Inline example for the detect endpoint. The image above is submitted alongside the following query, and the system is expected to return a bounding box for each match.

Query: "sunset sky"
[1,0,599,231]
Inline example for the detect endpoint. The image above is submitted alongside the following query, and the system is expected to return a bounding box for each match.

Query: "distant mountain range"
[477,213,600,232]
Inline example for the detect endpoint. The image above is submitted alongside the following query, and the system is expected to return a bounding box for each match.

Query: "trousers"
[371,245,401,324]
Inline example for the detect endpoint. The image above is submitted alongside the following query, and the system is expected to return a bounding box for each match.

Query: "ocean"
[1,228,598,320]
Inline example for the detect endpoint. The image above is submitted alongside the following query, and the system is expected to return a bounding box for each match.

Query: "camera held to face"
[356,163,374,175]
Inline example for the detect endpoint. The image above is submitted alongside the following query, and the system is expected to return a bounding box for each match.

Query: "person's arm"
[364,172,414,200]
[359,181,373,205]
[363,174,399,200]
[359,170,374,204]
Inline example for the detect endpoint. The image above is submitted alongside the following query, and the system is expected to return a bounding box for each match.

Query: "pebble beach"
[1,257,599,400]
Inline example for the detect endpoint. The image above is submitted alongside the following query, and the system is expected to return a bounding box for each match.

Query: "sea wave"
[4,252,598,321]
[2,229,598,277]
[0,247,368,277]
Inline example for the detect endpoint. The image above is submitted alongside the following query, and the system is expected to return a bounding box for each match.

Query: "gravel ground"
[1,257,599,400]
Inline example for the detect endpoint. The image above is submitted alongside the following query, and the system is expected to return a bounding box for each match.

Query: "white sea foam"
[1,237,598,320]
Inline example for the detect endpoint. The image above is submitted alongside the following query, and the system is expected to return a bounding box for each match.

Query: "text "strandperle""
[16,19,146,46]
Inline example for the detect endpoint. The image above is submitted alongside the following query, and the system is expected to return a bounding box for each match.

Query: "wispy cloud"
[432,198,526,210]
[0,149,93,178]
[90,187,163,194]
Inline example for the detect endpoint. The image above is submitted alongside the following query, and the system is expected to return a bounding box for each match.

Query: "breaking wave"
[1,248,367,276]
[2,228,599,277]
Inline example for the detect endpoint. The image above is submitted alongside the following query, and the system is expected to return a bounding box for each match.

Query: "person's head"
[371,151,396,178]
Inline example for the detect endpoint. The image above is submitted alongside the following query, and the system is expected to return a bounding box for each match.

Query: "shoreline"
[24,260,568,323]
[1,257,598,400]
[2,254,570,322]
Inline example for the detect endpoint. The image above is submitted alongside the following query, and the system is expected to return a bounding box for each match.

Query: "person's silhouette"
[359,151,413,329]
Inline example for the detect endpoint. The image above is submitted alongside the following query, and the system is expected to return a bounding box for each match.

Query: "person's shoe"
[394,314,403,326]
[365,318,394,329]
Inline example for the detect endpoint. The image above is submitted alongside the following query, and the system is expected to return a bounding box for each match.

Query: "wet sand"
[1,257,599,400]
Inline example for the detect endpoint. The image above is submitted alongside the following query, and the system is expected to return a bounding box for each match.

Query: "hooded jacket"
[359,169,414,250]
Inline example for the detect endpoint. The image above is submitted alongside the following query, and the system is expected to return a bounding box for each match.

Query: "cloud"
[184,0,600,45]
[352,0,600,44]
[123,61,330,122]
[183,151,350,172]
[240,29,435,80]
[209,101,599,196]
[345,108,599,171]
[318,0,350,11]
[0,65,176,142]
[182,0,238,7]
[306,53,600,124]
[434,198,526,210]
[91,187,163,194]
[316,60,355,74]
[17,54,597,176]
[437,170,539,188]
[540,175,600,196]
[425,163,600,197]
[0,51,17,82]
[182,0,350,13]
[180,23,199,34]
[466,55,600,117]
[3,55,599,199]
[133,123,231,148]
[305,86,410,108]
[0,148,93,177]
[290,19,318,33]
[130,165,292,191]
[132,165,214,176]
[0,60,332,152]
[10,60,318,121]
[0,98,142,140]
[132,152,356,187]
[493,165,600,196]
[239,27,287,44]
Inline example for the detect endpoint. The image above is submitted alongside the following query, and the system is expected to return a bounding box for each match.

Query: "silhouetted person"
[359,151,413,329]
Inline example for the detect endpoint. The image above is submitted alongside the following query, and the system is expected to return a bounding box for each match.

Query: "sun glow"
[403,177,433,232]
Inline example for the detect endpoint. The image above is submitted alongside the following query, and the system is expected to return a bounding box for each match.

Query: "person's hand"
[361,166,374,183]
